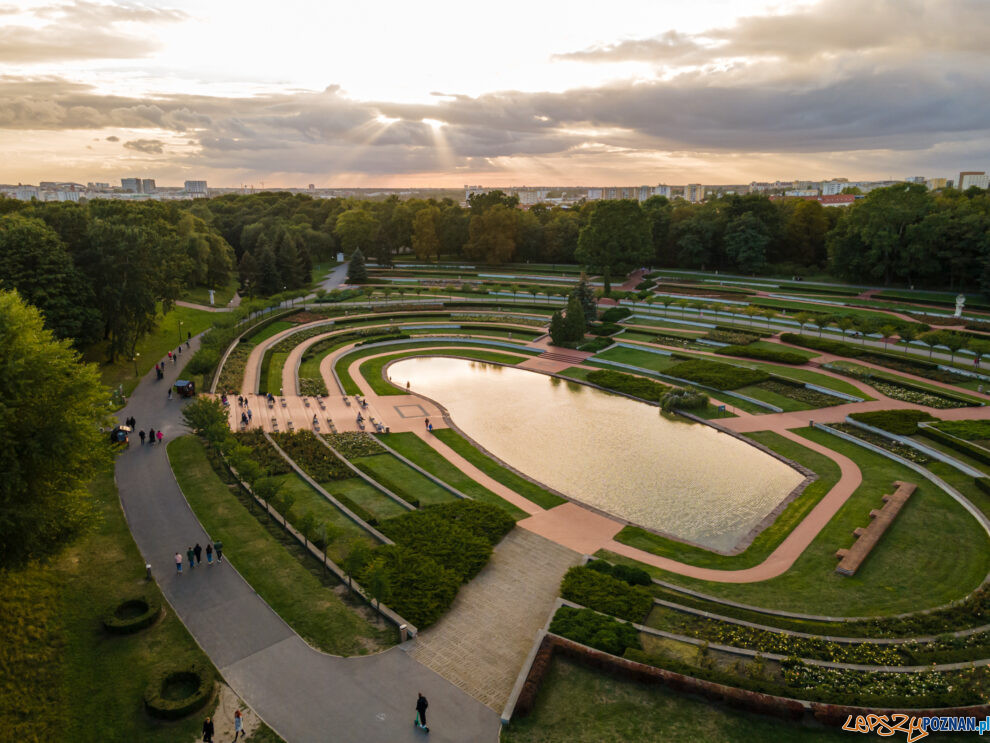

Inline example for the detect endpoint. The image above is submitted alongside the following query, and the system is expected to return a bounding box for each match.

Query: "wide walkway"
[407,529,579,711]
[116,342,499,743]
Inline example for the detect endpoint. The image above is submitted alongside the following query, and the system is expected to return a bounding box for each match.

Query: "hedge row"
[101,596,162,635]
[587,559,652,586]
[549,606,642,656]
[668,359,769,390]
[232,431,291,475]
[931,419,990,442]
[704,329,762,345]
[589,322,623,336]
[917,427,990,467]
[719,345,808,365]
[585,369,669,401]
[271,431,352,481]
[848,409,937,435]
[780,333,862,357]
[578,336,615,353]
[560,566,653,623]
[601,306,632,323]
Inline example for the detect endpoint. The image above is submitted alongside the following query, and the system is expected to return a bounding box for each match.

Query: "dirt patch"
[192,683,263,743]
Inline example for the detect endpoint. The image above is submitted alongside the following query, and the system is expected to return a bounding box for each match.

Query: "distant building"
[684,184,704,203]
[121,177,141,193]
[821,180,848,196]
[586,188,602,200]
[904,176,926,184]
[518,189,548,205]
[960,172,989,190]
[308,184,315,191]
[653,185,671,198]
[785,189,820,197]
[141,178,156,194]
[184,180,208,194]
[926,177,949,190]
[819,194,857,207]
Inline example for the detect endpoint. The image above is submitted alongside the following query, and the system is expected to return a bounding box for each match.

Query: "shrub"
[424,500,515,545]
[719,345,807,365]
[780,333,862,357]
[634,279,654,291]
[660,388,708,411]
[587,559,652,586]
[366,546,461,629]
[588,322,623,336]
[931,419,990,442]
[143,665,215,720]
[668,359,768,390]
[704,329,761,345]
[299,377,328,396]
[601,306,632,323]
[101,596,162,634]
[271,431,351,481]
[560,566,653,622]
[549,606,641,656]
[586,369,668,401]
[185,348,219,377]
[849,409,936,435]
[578,336,615,353]
[232,431,291,475]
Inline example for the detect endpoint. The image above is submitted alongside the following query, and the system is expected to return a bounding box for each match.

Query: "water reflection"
[389,356,804,552]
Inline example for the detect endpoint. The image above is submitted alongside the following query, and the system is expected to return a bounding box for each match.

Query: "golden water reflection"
[389,357,804,552]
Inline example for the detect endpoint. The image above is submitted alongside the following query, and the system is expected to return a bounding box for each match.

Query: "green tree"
[548,310,567,346]
[334,208,379,256]
[347,247,368,283]
[181,397,230,446]
[342,541,371,592]
[363,557,392,609]
[411,206,441,262]
[255,244,282,296]
[794,312,813,335]
[572,274,597,323]
[563,293,586,342]
[782,199,830,266]
[575,200,652,294]
[918,330,944,359]
[0,290,110,568]
[723,212,770,273]
[464,204,517,264]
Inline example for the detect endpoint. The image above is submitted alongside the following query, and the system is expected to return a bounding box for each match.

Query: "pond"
[387,357,805,552]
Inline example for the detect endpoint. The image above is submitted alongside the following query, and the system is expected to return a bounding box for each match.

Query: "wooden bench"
[271,417,279,432]
[835,480,916,576]
[280,397,287,408]
[317,398,326,410]
[287,420,295,432]
[304,398,311,407]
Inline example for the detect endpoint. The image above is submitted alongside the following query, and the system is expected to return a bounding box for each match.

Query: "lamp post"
[177,320,184,345]
[132,352,140,377]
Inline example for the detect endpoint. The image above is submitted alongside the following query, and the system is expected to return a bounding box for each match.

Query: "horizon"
[1,0,988,186]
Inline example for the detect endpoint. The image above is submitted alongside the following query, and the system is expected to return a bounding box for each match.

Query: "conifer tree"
[347,247,368,283]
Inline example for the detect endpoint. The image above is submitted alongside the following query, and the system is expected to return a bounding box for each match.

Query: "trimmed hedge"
[560,566,653,622]
[719,345,808,365]
[424,500,514,545]
[932,419,990,442]
[365,545,460,628]
[587,322,623,336]
[918,427,990,467]
[848,409,936,435]
[101,596,162,635]
[143,665,215,720]
[585,369,669,401]
[780,333,862,357]
[578,336,615,353]
[587,559,652,586]
[549,606,642,656]
[601,306,632,323]
[668,359,769,390]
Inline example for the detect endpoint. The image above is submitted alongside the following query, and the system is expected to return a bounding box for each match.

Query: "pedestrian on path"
[214,540,223,562]
[415,693,429,732]
[194,543,202,566]
[247,408,253,424]
[157,430,164,445]
[139,430,146,445]
[202,716,214,742]
[148,427,156,445]
[175,552,183,573]
[172,353,177,365]
[168,351,172,362]
[424,417,429,429]
[187,546,195,570]
[206,543,213,564]
[232,709,243,741]
[168,387,173,400]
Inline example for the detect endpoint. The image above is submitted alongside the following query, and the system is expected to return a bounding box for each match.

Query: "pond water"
[388,357,805,552]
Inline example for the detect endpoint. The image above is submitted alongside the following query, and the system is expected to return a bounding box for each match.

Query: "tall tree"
[411,206,441,262]
[571,274,597,324]
[575,200,652,294]
[724,212,770,273]
[334,208,379,257]
[464,204,517,265]
[347,247,368,283]
[0,290,110,568]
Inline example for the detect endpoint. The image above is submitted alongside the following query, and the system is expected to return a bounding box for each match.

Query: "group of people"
[201,709,243,742]
[175,541,223,572]
[137,427,164,446]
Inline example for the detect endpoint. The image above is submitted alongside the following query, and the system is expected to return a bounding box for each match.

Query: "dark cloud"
[105,135,118,141]
[123,138,165,154]
[0,1,186,63]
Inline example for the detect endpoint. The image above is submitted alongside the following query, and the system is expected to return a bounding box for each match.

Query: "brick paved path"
[406,529,580,710]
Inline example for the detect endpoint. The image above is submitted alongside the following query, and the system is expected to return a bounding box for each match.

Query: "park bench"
[287,420,294,432]
[304,398,311,407]
[835,480,916,576]
[280,397,287,408]
[317,398,326,410]
[343,397,351,406]
[271,417,278,432]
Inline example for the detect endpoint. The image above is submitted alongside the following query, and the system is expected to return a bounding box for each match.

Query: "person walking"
[175,552,183,574]
[168,387,173,401]
[206,543,213,564]
[193,543,203,566]
[187,546,195,570]
[168,351,172,362]
[148,427,156,445]
[214,540,223,562]
[415,693,429,732]
[247,408,253,424]
[232,709,243,741]
[139,430,146,445]
[202,716,214,743]
[156,430,164,445]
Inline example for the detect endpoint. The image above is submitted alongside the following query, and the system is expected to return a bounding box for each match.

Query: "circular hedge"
[101,596,162,635]
[144,665,215,720]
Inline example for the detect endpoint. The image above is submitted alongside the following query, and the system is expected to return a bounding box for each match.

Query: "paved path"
[116,342,499,743]
[407,529,579,710]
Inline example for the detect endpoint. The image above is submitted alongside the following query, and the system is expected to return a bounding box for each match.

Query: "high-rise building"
[959,172,989,190]
[904,176,926,184]
[184,180,208,194]
[121,177,141,193]
[684,184,704,203]
[586,188,602,200]
[653,185,671,198]
[141,179,156,194]
[926,178,949,190]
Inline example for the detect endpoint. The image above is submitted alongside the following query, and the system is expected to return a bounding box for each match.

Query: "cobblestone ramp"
[405,528,580,710]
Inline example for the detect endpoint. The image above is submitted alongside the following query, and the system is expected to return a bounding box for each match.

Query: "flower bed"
[651,334,696,348]
[865,379,967,409]
[704,329,761,345]
[217,342,253,393]
[831,424,933,463]
[560,566,653,623]
[325,432,385,459]
[755,380,840,407]
[271,431,351,481]
[299,377,328,396]
[585,369,669,401]
[668,359,769,390]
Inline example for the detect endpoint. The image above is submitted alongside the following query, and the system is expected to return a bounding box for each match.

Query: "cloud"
[104,135,118,141]
[0,1,187,63]
[123,138,165,154]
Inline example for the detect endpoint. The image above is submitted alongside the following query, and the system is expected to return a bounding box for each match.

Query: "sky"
[1,0,988,187]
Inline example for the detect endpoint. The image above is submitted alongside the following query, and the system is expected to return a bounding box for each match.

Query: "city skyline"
[1,0,989,186]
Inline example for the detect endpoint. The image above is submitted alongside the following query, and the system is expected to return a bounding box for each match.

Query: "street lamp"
[132,352,140,377]
[177,320,184,345]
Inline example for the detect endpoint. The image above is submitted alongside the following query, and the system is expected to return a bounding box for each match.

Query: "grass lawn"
[377,432,530,519]
[0,467,223,743]
[357,349,529,395]
[84,305,216,396]
[734,383,812,411]
[500,655,949,743]
[168,436,394,654]
[352,453,458,506]
[260,351,289,395]
[182,278,239,307]
[606,427,990,616]
[328,476,409,521]
[270,473,379,563]
[433,428,566,509]
[614,431,839,569]
[246,320,295,345]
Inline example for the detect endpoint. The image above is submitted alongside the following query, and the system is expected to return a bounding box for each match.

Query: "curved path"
[116,340,499,743]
